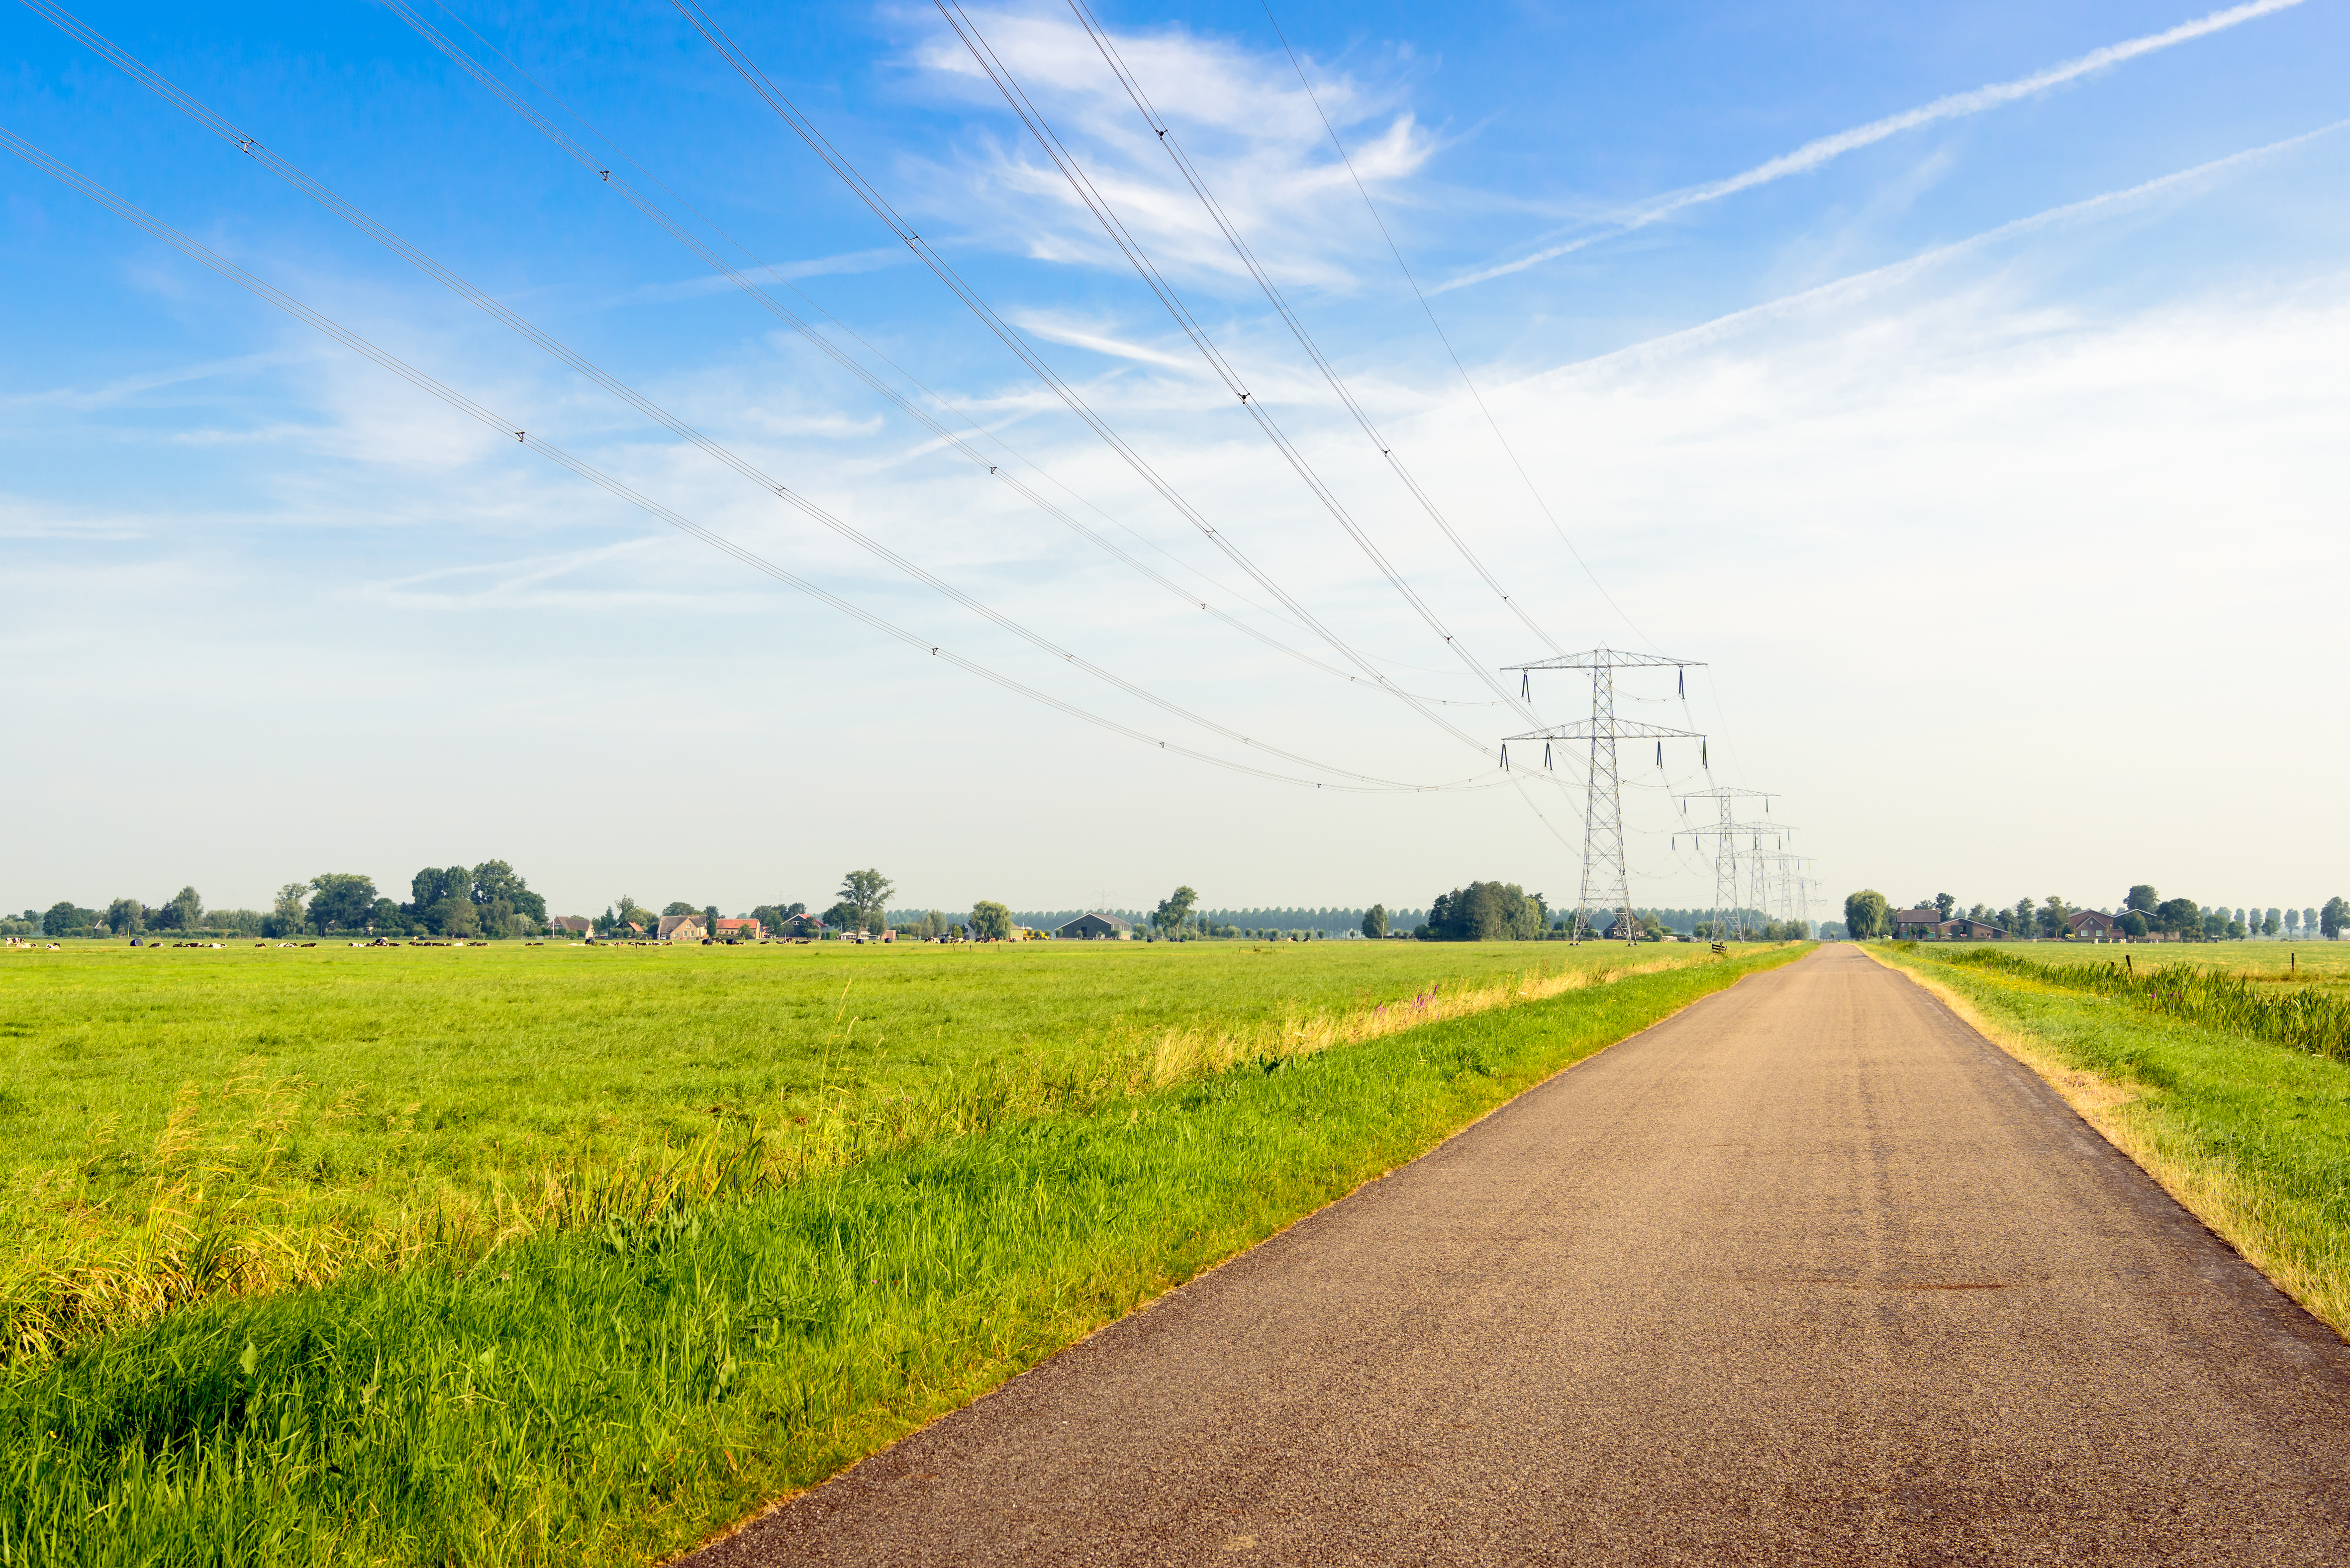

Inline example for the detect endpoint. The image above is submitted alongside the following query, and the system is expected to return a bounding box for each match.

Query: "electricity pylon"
[1673,787,1791,941]
[1505,647,1705,945]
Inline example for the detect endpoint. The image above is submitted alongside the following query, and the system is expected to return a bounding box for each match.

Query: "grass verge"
[1,946,1806,1566]
[1866,943,2350,1340]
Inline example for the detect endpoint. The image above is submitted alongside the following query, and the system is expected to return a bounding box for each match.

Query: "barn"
[1058,912,1133,940]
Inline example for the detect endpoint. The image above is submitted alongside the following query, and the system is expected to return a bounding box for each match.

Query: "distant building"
[776,913,824,939]
[714,917,763,941]
[551,916,592,936]
[656,915,707,943]
[1938,919,2007,940]
[2068,909,2123,941]
[1890,908,1940,935]
[1058,912,1133,940]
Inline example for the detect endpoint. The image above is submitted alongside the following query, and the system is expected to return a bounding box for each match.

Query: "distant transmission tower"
[1505,648,1705,945]
[1673,787,1792,942]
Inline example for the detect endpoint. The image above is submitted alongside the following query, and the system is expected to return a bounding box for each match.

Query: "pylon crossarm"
[1507,720,1702,742]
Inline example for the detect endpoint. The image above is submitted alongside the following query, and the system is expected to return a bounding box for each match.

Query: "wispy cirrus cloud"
[1438,0,2311,292]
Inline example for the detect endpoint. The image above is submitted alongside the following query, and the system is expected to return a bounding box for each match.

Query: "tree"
[1152,885,1199,939]
[1934,893,1956,922]
[1362,904,1389,939]
[662,902,697,918]
[370,898,408,935]
[821,901,860,933]
[2119,912,2150,939]
[263,882,310,939]
[2154,898,2201,939]
[2125,885,2160,916]
[470,861,546,925]
[308,873,379,933]
[163,886,202,932]
[2323,898,2349,940]
[104,897,143,936]
[1844,890,1890,940]
[2264,908,2281,938]
[2012,897,2035,935]
[1427,882,1543,941]
[839,870,894,929]
[405,867,475,934]
[2038,896,2072,939]
[2307,908,2321,938]
[2286,908,2302,935]
[969,900,1012,941]
[42,901,88,937]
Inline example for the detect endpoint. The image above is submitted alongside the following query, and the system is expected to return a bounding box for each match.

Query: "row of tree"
[13,862,549,940]
[1842,886,2350,941]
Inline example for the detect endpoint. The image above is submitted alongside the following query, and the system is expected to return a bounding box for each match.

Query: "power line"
[381,0,1497,711]
[665,0,1509,760]
[1254,0,1657,652]
[961,0,1566,666]
[26,0,1478,788]
[0,124,1516,798]
[928,0,1546,726]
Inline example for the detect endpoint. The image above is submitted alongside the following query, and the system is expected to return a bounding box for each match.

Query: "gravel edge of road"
[1860,943,2348,1344]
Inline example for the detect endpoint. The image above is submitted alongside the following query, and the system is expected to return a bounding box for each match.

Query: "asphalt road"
[689,945,2350,1566]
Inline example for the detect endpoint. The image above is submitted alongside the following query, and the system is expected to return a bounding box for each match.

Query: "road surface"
[689,945,2350,1566]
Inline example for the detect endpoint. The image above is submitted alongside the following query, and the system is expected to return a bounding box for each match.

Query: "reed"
[1946,946,2350,1061]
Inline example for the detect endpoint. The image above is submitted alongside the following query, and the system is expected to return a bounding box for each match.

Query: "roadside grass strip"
[1875,945,2350,1341]
[0,947,1803,1567]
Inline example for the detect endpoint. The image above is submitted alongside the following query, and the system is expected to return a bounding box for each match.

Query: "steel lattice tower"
[1674,788,1790,941]
[1504,648,1705,945]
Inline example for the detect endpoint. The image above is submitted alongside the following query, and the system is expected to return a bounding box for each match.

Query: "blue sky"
[4,0,2346,922]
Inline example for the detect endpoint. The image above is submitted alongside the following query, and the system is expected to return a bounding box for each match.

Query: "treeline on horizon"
[10,862,546,941]
[11,863,1807,945]
[1836,886,2350,941]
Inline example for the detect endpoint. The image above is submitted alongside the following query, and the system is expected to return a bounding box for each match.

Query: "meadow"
[1875,939,2350,1339]
[2,936,1736,1356]
[0,937,1808,1565]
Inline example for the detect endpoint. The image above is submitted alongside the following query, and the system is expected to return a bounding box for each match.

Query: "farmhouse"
[656,914,707,943]
[1938,919,2008,939]
[550,916,591,936]
[2068,909,2123,940]
[1058,912,1133,940]
[1890,908,1940,935]
[714,917,763,941]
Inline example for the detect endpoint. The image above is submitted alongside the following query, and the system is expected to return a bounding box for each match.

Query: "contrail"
[1437,0,2309,293]
[1548,115,2350,376]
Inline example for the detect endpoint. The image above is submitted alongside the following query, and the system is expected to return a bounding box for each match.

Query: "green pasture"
[0,939,1809,1565]
[0,937,1740,1353]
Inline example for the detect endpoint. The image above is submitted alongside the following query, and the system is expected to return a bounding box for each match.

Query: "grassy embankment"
[0,940,1808,1565]
[2,938,1750,1355]
[1871,939,2350,1336]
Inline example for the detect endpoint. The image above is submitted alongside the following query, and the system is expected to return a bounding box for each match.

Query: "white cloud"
[897,4,1435,296]
[1440,0,2313,291]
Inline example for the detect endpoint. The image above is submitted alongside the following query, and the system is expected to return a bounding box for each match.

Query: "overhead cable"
[1254,0,1658,653]
[1007,0,1567,662]
[663,0,1508,759]
[0,124,1512,797]
[24,0,1477,787]
[376,0,1492,709]
[925,0,1545,726]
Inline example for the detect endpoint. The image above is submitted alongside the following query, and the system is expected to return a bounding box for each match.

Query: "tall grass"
[0,943,1714,1360]
[0,947,1806,1568]
[1946,946,2350,1061]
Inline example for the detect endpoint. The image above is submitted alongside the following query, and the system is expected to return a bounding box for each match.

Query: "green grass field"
[0,938,1808,1565]
[1874,940,2350,1340]
[1,937,1742,1355]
